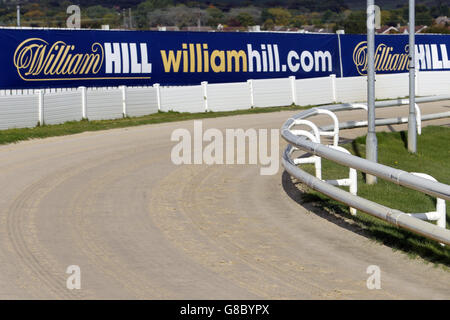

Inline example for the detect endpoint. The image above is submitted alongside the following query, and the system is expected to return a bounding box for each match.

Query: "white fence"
[0,71,449,130]
[0,94,38,130]
[44,91,82,125]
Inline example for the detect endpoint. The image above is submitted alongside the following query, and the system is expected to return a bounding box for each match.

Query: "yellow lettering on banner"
[68,54,82,75]
[159,43,248,74]
[54,45,72,75]
[161,50,182,72]
[352,41,410,75]
[13,38,113,81]
[211,50,225,73]
[226,50,247,72]
[203,44,209,72]
[196,43,202,73]
[189,43,196,73]
[182,43,188,73]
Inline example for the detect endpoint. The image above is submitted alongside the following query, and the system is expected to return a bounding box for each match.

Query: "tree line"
[0,0,448,33]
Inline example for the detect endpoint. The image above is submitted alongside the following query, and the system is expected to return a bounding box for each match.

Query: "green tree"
[416,11,433,26]
[431,4,449,18]
[137,0,173,11]
[103,12,121,27]
[266,7,291,26]
[206,6,224,26]
[423,24,450,34]
[263,18,274,30]
[384,9,405,27]
[135,0,173,28]
[236,12,255,27]
[321,9,337,23]
[338,11,366,34]
[402,5,432,25]
[290,15,306,28]
[309,12,322,25]
[23,10,45,19]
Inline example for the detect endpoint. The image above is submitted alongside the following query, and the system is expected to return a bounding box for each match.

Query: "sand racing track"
[0,101,449,299]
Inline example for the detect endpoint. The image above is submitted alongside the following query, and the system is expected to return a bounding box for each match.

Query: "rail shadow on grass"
[282,126,450,268]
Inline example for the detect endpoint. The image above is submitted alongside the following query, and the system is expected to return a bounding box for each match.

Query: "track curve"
[0,101,449,299]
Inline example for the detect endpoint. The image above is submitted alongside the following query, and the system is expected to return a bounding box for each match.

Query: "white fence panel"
[86,88,123,120]
[335,76,367,102]
[160,85,205,113]
[127,87,159,117]
[375,73,409,100]
[296,77,334,106]
[207,82,251,112]
[253,78,292,107]
[0,71,449,130]
[0,94,38,130]
[417,71,450,96]
[43,91,82,125]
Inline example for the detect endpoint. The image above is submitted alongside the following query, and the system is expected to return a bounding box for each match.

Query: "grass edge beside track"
[0,104,311,145]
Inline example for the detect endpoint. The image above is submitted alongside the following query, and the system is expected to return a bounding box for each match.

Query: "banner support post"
[366,0,378,184]
[408,0,417,153]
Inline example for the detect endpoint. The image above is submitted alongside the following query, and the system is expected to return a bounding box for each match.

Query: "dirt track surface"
[0,101,449,299]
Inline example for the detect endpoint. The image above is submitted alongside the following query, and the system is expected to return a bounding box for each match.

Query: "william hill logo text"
[353,40,450,75]
[13,38,152,81]
[13,38,334,82]
[159,43,333,74]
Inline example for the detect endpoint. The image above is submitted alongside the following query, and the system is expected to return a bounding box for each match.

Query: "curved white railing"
[281,97,450,245]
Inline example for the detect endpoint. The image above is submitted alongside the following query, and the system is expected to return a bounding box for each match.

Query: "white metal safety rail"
[281,96,450,246]
[0,71,449,130]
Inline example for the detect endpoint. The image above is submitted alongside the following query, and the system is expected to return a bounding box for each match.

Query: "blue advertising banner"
[0,28,339,89]
[340,34,450,77]
[1,28,449,89]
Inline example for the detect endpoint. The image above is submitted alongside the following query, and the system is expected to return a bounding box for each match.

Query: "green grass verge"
[300,126,450,266]
[0,104,311,145]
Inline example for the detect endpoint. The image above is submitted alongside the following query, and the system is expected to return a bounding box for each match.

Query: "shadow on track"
[281,170,450,267]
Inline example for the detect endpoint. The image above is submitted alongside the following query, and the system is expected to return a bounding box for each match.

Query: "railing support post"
[201,81,209,112]
[153,83,161,111]
[247,79,254,108]
[289,76,297,105]
[38,89,44,126]
[121,85,128,117]
[330,74,337,103]
[80,86,87,120]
